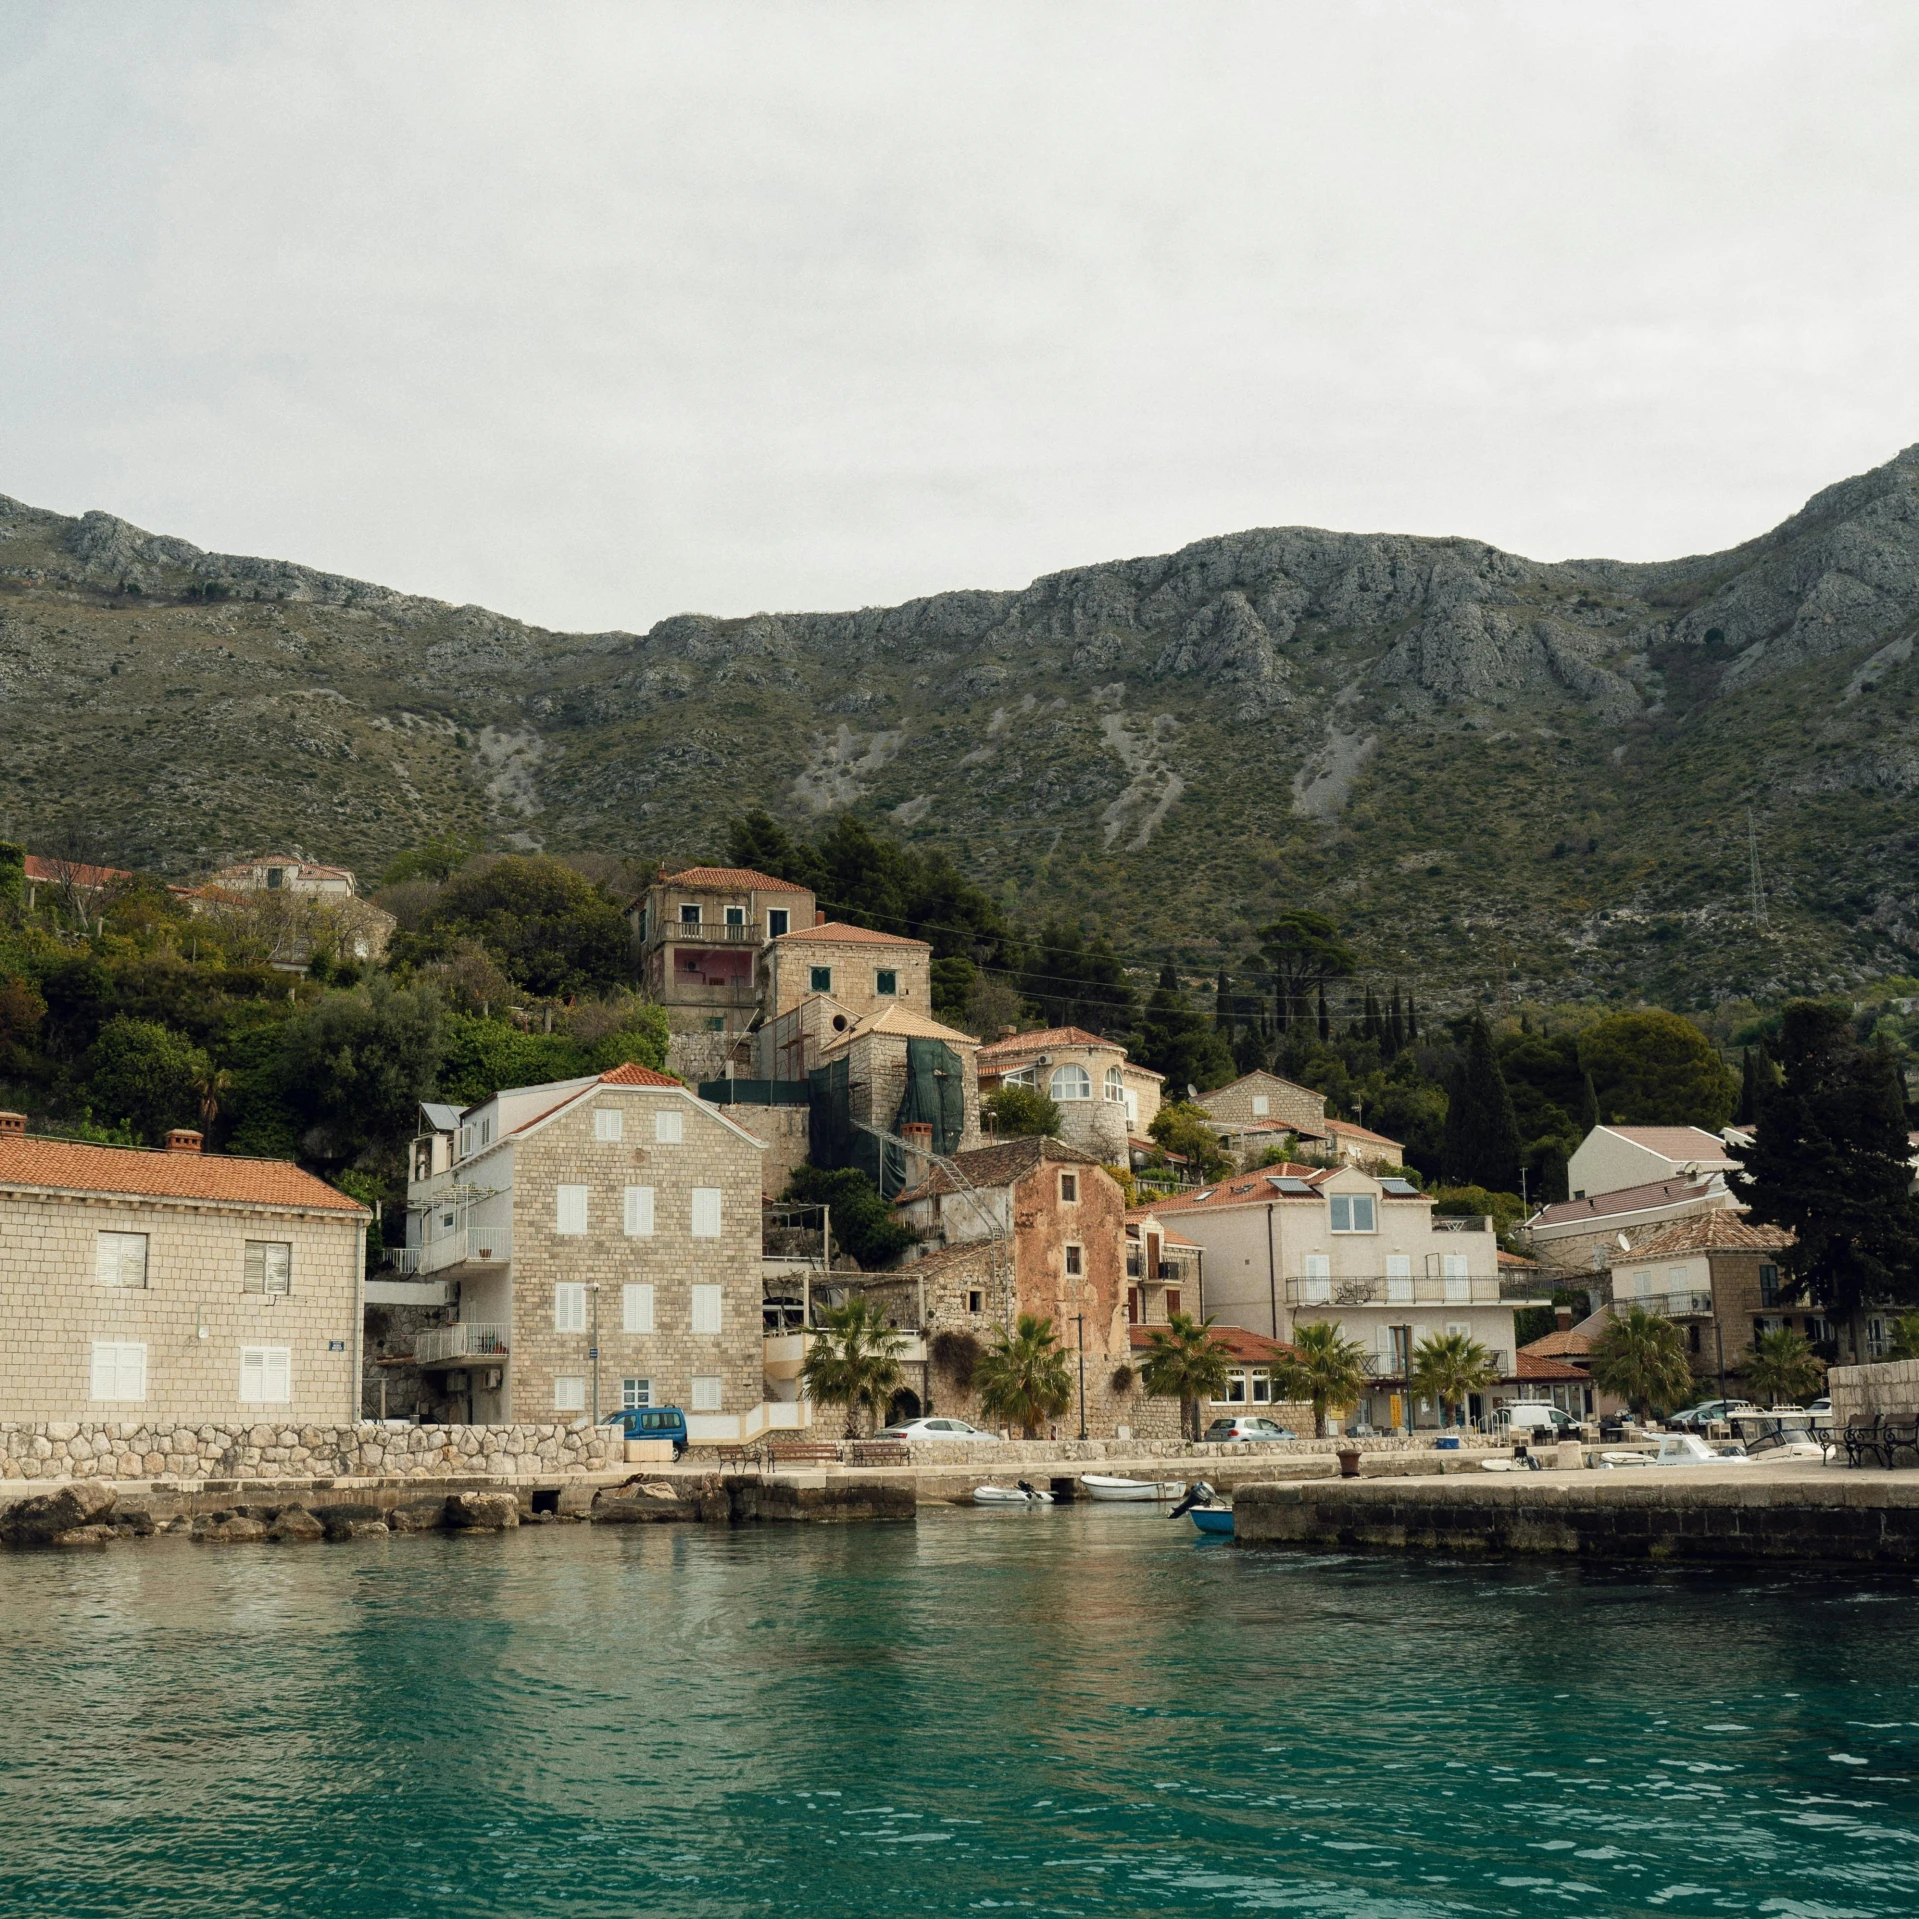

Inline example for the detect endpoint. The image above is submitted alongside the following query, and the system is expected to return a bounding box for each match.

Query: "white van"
[1497,1403,1582,1437]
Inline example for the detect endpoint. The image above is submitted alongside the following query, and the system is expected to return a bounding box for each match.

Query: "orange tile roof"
[1629,1212,1795,1258]
[657,865,814,894]
[1530,1177,1722,1229]
[1510,1349,1591,1383]
[0,1135,366,1212]
[1128,1321,1291,1362]
[599,1062,684,1088]
[978,1026,1126,1058]
[1520,1328,1595,1361]
[1324,1118,1404,1149]
[23,855,133,888]
[771,920,930,949]
[1149,1166,1333,1212]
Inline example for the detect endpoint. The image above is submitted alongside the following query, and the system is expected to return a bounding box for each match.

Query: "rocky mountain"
[5,445,1919,1009]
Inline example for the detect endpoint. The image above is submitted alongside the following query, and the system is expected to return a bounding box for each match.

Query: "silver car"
[879,1417,1002,1443]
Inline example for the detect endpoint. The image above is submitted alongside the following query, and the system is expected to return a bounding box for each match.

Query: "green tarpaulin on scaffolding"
[807,1039,967,1198]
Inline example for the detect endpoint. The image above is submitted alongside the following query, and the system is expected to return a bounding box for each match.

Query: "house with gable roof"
[975,1026,1163,1165]
[631,864,818,1034]
[1567,1124,1741,1201]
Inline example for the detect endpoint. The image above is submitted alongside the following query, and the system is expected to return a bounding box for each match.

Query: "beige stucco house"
[1568,1125,1741,1201]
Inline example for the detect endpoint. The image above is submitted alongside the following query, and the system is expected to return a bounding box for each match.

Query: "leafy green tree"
[1138,1311,1232,1439]
[85,1016,211,1143]
[973,1313,1075,1438]
[277,977,445,1168]
[984,1082,1060,1138]
[1589,1306,1693,1420]
[1258,911,1356,1032]
[0,972,48,1073]
[379,832,477,887]
[1147,1101,1233,1181]
[1410,1329,1497,1428]
[0,841,23,910]
[781,1164,917,1270]
[1578,1009,1737,1129]
[1021,921,1137,1035]
[1884,1312,1919,1362]
[1742,1327,1824,1407]
[1442,1013,1521,1191]
[403,856,630,998]
[800,1297,906,1438]
[1137,962,1236,1095]
[1273,1320,1370,1438]
[1733,1001,1919,1351]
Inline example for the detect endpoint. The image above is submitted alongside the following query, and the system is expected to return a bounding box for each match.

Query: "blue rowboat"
[1190,1506,1234,1537]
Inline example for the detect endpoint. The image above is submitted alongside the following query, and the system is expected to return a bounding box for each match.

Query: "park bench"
[846,1441,910,1468]
[716,1443,764,1472]
[1884,1416,1919,1469]
[763,1441,842,1472]
[1843,1413,1892,1469]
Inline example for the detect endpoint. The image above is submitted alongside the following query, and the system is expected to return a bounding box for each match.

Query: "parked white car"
[879,1417,1001,1443]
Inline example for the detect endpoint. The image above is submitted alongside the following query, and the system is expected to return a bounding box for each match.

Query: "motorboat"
[1597,1450,1657,1468]
[1168,1480,1233,1535]
[1189,1506,1235,1537]
[1653,1433,1752,1467]
[972,1480,1055,1505]
[1080,1474,1183,1502]
[1480,1455,1544,1472]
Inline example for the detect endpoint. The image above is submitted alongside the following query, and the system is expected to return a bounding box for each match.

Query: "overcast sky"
[3,2,1915,633]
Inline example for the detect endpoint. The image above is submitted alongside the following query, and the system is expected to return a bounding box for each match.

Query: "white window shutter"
[691,1285,722,1335]
[556,1185,589,1235]
[691,1188,722,1238]
[690,1375,722,1412]
[623,1186,655,1237]
[555,1283,587,1333]
[595,1108,624,1142]
[266,1349,291,1402]
[655,1108,684,1144]
[622,1283,655,1334]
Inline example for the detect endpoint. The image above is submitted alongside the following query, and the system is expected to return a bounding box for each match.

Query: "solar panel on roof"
[1379,1177,1420,1196]
[1267,1176,1316,1195]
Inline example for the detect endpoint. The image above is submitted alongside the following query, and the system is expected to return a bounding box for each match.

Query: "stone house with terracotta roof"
[975,1027,1163,1166]
[1196,1070,1328,1135]
[762,919,933,1028]
[0,1112,368,1424]
[1524,1173,1740,1280]
[631,865,818,1036]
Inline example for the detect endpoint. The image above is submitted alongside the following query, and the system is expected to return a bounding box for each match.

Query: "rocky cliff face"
[5,445,1919,1006]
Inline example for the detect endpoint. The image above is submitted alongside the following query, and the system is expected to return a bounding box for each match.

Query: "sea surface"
[4,1504,1919,1917]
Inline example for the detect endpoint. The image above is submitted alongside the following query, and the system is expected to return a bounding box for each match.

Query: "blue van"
[600,1406,688,1455]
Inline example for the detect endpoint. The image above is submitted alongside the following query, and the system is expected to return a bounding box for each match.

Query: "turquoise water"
[5,1508,1919,1918]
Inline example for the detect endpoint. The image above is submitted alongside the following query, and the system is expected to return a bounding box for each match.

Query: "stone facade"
[1830,1357,1919,1428]
[634,865,815,1032]
[1197,1071,1328,1133]
[976,1028,1139,1165]
[762,922,933,1024]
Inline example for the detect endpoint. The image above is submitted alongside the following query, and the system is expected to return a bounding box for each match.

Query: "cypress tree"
[1737,1045,1757,1126]
[1362,986,1380,1040]
[1316,982,1330,1043]
[1442,1012,1523,1190]
[1385,984,1405,1060]
[1406,995,1419,1044]
[1579,1070,1601,1134]
[1214,969,1234,1042]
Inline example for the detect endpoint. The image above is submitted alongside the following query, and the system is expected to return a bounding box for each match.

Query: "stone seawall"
[882,1433,1505,1469]
[0,1420,623,1484]
[1830,1358,1919,1428]
[1234,1472,1919,1566]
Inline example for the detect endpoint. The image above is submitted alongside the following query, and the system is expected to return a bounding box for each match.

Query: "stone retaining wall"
[878,1433,1504,1469]
[1830,1358,1919,1429]
[0,1419,624,1484]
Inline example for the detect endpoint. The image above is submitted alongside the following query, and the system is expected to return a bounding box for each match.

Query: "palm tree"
[1410,1329,1496,1429]
[974,1314,1075,1438]
[1273,1320,1369,1439]
[193,1066,234,1131]
[799,1297,905,1439]
[1589,1306,1693,1421]
[1743,1327,1825,1406]
[1138,1311,1232,1440]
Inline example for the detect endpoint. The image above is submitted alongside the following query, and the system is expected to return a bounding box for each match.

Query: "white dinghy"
[1080,1474,1183,1502]
[972,1481,1055,1506]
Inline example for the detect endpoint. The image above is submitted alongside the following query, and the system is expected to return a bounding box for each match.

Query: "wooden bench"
[847,1441,910,1468]
[1884,1416,1919,1469]
[716,1443,765,1472]
[1843,1413,1892,1469]
[763,1441,842,1472]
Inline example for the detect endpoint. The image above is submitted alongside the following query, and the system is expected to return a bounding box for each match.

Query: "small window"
[1166,1288,1182,1315]
[624,1186,655,1237]
[96,1231,149,1288]
[1064,1243,1083,1277]
[622,1283,655,1334]
[1250,1370,1271,1404]
[89,1341,147,1403]
[679,903,701,925]
[1442,1252,1468,1281]
[1127,1286,1140,1324]
[692,1284,723,1335]
[767,908,790,937]
[725,904,745,926]
[1329,1195,1377,1232]
[556,1185,589,1235]
[266,866,285,890]
[622,1377,652,1410]
[554,1283,587,1333]
[243,1241,292,1296]
[690,1375,723,1412]
[691,1188,723,1238]
[1050,1063,1092,1101]
[1251,1094,1270,1117]
[594,1108,624,1143]
[966,1289,983,1314]
[1759,1262,1780,1307]
[875,969,898,996]
[1005,1065,1034,1087]
[1059,1172,1078,1204]
[810,965,833,993]
[239,1346,291,1404]
[655,1109,684,1145]
[1226,1370,1248,1404]
[554,1376,586,1412]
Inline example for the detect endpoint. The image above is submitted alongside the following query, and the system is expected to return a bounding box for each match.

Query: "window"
[1689,1323,1702,1354]
[624,1186,655,1237]
[1165,1289,1182,1315]
[810,965,833,993]
[655,1109,684,1145]
[1329,1195,1375,1232]
[594,1107,624,1142]
[875,969,898,996]
[692,1285,723,1334]
[1250,1370,1272,1404]
[1104,1066,1125,1104]
[266,865,285,889]
[725,904,745,926]
[622,1283,655,1334]
[1667,1266,1688,1292]
[679,903,701,925]
[1125,1089,1139,1126]
[1225,1371,1248,1404]
[690,1375,722,1412]
[1759,1262,1780,1308]
[1050,1063,1092,1101]
[966,1289,983,1314]
[1252,1094,1270,1118]
[554,1283,587,1333]
[1064,1243,1083,1277]
[1868,1316,1890,1358]
[1127,1286,1140,1324]
[622,1377,652,1410]
[1631,1268,1652,1298]
[767,908,790,938]
[1059,1172,1079,1203]
[96,1231,149,1288]
[243,1241,292,1296]
[1125,1244,1142,1278]
[556,1185,589,1235]
[89,1341,146,1402]
[691,1188,723,1238]
[1005,1065,1035,1088]
[554,1376,586,1412]
[239,1346,291,1404]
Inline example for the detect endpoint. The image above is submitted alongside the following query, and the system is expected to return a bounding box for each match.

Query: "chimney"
[814,909,827,927]
[166,1128,204,1154]
[0,1112,23,1138]
[1555,1305,1573,1333]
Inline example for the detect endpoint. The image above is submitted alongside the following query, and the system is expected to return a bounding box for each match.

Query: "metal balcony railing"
[414,1323,511,1366]
[390,1227,512,1277]
[661,919,763,947]
[1631,1290,1715,1319]
[1285,1273,1498,1307]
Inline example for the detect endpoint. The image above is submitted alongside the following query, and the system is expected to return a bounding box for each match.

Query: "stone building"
[630,865,817,1038]
[1123,1205,1203,1327]
[975,1027,1162,1165]
[761,919,933,1024]
[1525,1174,1740,1279]
[204,855,360,898]
[400,1062,786,1441]
[1195,1070,1328,1134]
[0,1113,368,1424]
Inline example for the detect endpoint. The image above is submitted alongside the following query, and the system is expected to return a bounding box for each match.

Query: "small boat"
[1597,1449,1657,1469]
[972,1480,1055,1505]
[1081,1474,1182,1502]
[1189,1505,1235,1537]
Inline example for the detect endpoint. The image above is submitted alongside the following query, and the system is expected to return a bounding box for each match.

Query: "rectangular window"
[243,1241,292,1295]
[89,1341,147,1402]
[1064,1243,1083,1276]
[96,1231,149,1288]
[966,1289,983,1315]
[1124,1089,1139,1126]
[554,1375,586,1412]
[1667,1266,1688,1291]
[1125,1246,1142,1278]
[556,1185,589,1235]
[655,1109,684,1145]
[1166,1288,1182,1315]
[767,908,789,938]
[622,1283,655,1334]
[624,1188,656,1240]
[1329,1195,1376,1232]
[1759,1262,1780,1307]
[1059,1172,1078,1203]
[690,1375,723,1412]
[594,1107,624,1142]
[810,965,833,993]
[622,1377,652,1410]
[875,969,898,996]
[1127,1286,1140,1324]
[725,904,745,926]
[691,1284,723,1335]
[1632,1268,1651,1297]
[1386,1253,1412,1305]
[1442,1253,1468,1280]
[1250,1370,1272,1404]
[239,1346,291,1404]
[554,1283,587,1333]
[679,903,701,925]
[1226,1370,1248,1404]
[691,1188,723,1238]
[1251,1094,1270,1117]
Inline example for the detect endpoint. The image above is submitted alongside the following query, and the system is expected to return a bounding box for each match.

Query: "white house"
[1567,1125,1741,1201]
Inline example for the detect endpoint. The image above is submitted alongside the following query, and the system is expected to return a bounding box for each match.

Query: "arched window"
[1050,1063,1092,1101]
[1103,1065,1126,1104]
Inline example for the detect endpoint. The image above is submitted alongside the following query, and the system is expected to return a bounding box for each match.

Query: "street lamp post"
[589,1283,602,1426]
[1076,1313,1087,1440]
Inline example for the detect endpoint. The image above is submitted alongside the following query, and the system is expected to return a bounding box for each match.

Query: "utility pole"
[589,1283,601,1426]
[1076,1313,1087,1440]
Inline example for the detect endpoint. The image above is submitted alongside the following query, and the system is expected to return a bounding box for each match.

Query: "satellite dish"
[1615,1232,1631,1252]
[1186,1083,1198,1100]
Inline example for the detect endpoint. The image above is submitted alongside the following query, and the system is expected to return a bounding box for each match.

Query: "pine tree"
[1442,1012,1523,1190]
[1139,961,1236,1095]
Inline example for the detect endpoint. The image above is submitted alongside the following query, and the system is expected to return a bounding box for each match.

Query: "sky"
[2,1,1916,634]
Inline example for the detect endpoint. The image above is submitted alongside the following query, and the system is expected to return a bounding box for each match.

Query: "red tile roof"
[657,865,814,894]
[1598,1125,1737,1162]
[771,920,930,949]
[1509,1350,1591,1383]
[0,1135,366,1212]
[1324,1118,1404,1149]
[1530,1177,1723,1229]
[978,1026,1127,1059]
[599,1062,684,1088]
[895,1135,1103,1202]
[1128,1321,1293,1362]
[1149,1166,1333,1212]
[1629,1212,1795,1258]
[23,855,133,889]
[1519,1328,1594,1361]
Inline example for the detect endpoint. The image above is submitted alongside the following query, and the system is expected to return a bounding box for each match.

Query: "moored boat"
[1189,1505,1234,1536]
[972,1481,1055,1505]
[1081,1474,1182,1502]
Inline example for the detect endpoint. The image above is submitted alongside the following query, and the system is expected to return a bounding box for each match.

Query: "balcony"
[1363,1350,1510,1381]
[415,1323,511,1367]
[1285,1273,1501,1307]
[389,1226,513,1277]
[659,919,763,948]
[1630,1290,1716,1320]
